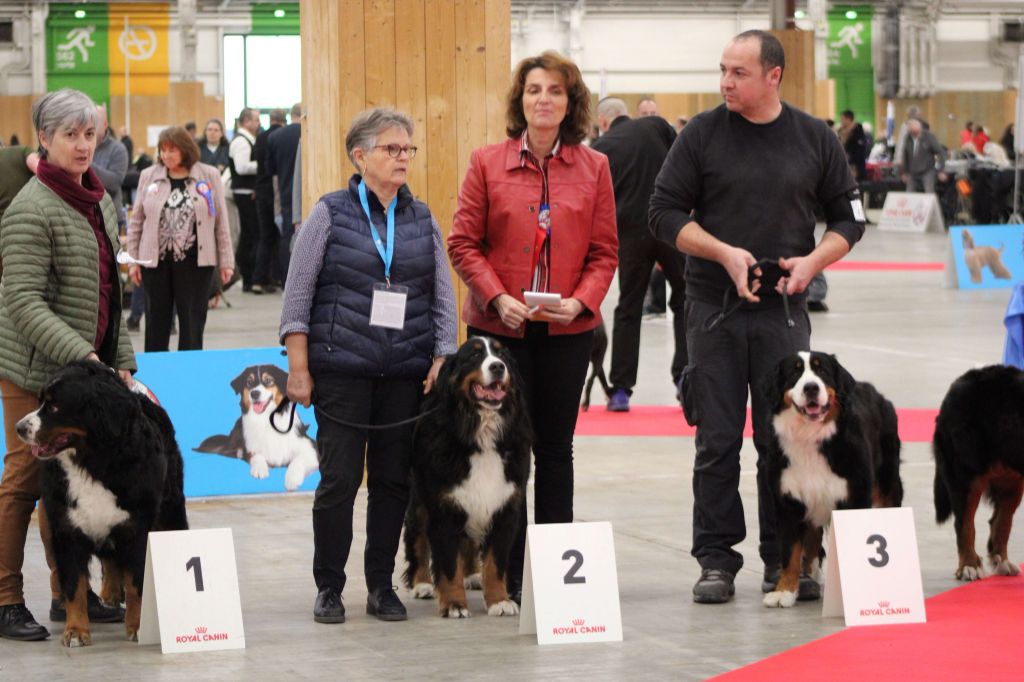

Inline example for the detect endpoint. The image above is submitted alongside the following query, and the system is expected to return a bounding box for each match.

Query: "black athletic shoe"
[366,587,407,622]
[761,564,822,601]
[50,590,124,623]
[313,587,345,624]
[0,603,50,641]
[693,568,735,604]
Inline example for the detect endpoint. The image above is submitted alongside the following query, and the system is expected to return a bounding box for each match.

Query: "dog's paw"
[990,555,1021,577]
[956,564,985,581]
[283,469,304,491]
[487,600,519,617]
[464,573,482,590]
[763,590,797,608]
[411,582,434,599]
[62,627,92,648]
[125,625,139,642]
[441,603,470,618]
[249,459,270,480]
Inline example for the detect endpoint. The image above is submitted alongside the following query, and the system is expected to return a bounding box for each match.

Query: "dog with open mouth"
[403,336,531,617]
[760,351,903,608]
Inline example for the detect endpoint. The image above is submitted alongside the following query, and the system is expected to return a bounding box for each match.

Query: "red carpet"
[713,577,1024,681]
[826,260,944,271]
[576,406,938,443]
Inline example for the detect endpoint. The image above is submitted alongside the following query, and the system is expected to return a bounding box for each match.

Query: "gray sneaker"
[693,568,735,604]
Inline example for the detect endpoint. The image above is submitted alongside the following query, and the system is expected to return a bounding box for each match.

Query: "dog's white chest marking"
[447,414,516,542]
[774,410,847,527]
[57,451,130,543]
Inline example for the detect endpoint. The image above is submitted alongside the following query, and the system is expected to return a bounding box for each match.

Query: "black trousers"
[468,323,593,588]
[682,298,810,575]
[312,375,420,594]
[232,191,259,288]
[140,248,214,352]
[278,220,296,287]
[252,189,280,287]
[610,233,688,392]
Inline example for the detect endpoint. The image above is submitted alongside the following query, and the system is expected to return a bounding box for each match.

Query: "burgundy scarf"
[36,158,115,352]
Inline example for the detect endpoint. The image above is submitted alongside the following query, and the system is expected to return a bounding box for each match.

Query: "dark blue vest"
[307,176,435,379]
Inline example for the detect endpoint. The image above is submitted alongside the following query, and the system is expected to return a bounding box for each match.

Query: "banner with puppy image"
[0,347,321,498]
[948,225,1023,290]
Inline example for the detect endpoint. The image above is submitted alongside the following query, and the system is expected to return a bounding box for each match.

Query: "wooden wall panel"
[424,0,458,230]
[107,82,223,158]
[454,0,488,191]
[873,91,1015,150]
[364,0,397,109]
[395,0,428,199]
[301,0,343,216]
[484,0,512,142]
[338,0,367,155]
[813,79,835,121]
[770,29,815,114]
[0,95,35,149]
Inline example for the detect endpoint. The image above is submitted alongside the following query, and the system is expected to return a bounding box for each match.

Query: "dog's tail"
[193,435,237,457]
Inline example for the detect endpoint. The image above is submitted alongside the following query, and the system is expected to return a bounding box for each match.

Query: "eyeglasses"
[374,144,418,159]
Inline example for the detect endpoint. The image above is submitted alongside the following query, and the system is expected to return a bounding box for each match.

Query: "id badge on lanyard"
[359,180,407,329]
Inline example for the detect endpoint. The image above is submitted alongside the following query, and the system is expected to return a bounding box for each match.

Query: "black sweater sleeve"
[649,120,701,247]
[817,129,865,248]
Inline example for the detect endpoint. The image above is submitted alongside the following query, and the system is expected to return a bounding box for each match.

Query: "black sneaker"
[761,565,821,601]
[692,568,735,604]
[807,300,829,313]
[313,587,345,624]
[0,603,50,641]
[507,578,522,606]
[761,564,781,593]
[126,317,140,331]
[50,590,124,623]
[366,587,407,622]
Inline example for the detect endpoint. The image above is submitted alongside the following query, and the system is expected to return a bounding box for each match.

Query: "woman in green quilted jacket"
[0,88,136,642]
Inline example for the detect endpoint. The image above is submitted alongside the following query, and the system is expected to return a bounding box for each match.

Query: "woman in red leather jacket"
[448,51,618,603]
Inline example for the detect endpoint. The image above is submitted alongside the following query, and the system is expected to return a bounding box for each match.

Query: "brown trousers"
[0,379,58,606]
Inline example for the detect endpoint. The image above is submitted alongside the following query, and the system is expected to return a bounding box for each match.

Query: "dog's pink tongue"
[473,384,507,401]
[253,400,268,415]
[804,403,823,416]
[31,444,43,458]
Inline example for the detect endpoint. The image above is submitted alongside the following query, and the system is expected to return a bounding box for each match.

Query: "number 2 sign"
[822,507,927,626]
[137,528,246,653]
[519,522,623,645]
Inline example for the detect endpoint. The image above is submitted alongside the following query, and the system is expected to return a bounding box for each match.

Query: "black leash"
[270,398,439,434]
[702,258,800,352]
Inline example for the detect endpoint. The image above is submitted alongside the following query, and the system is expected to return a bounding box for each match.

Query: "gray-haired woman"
[279,108,457,624]
[0,88,133,641]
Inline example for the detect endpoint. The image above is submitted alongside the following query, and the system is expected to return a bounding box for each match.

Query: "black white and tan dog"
[195,364,319,491]
[403,337,531,617]
[16,360,188,647]
[933,364,1024,581]
[761,351,903,608]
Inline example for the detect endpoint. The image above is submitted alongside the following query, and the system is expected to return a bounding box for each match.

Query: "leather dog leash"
[270,399,439,434]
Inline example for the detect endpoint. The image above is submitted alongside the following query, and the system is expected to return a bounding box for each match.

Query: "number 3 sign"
[822,507,926,626]
[137,528,246,653]
[519,522,623,645]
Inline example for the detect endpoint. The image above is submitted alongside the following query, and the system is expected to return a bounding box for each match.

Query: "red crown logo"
[195,626,208,634]
[878,601,890,608]
[572,618,584,626]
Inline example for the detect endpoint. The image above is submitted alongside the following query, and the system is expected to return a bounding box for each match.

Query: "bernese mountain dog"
[762,351,903,608]
[195,364,319,491]
[933,364,1024,580]
[15,360,188,647]
[403,337,531,618]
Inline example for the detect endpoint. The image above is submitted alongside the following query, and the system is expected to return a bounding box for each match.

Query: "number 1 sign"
[519,522,623,645]
[822,507,926,626]
[137,528,246,653]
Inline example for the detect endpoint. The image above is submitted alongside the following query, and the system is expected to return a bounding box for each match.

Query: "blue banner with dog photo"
[949,225,1024,289]
[0,347,322,498]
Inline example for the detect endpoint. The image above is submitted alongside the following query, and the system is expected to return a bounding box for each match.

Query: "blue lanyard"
[358,179,397,281]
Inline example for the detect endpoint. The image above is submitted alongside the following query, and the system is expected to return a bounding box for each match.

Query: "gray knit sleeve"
[278,200,330,343]
[430,216,459,357]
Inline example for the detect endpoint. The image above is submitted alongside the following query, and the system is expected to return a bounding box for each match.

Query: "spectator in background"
[894,106,928,166]
[92,105,129,227]
[591,96,685,412]
[198,118,231,173]
[675,116,689,133]
[901,118,947,193]
[184,120,198,142]
[128,127,235,351]
[960,120,974,147]
[266,102,302,287]
[971,124,990,155]
[1002,123,1016,161]
[251,109,286,294]
[8,135,20,146]
[118,126,134,161]
[228,108,261,292]
[839,109,867,182]
[637,97,658,117]
[0,146,38,219]
[292,144,302,231]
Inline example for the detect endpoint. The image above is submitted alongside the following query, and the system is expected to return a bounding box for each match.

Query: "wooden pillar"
[301,0,511,326]
[770,29,815,114]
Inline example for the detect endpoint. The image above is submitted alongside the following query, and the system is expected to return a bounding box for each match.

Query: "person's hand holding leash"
[722,246,760,302]
[775,255,814,295]
[423,356,446,394]
[494,293,531,329]
[288,368,314,408]
[129,264,142,286]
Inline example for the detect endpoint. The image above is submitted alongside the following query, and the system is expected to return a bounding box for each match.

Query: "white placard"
[877,192,944,233]
[519,522,622,645]
[822,507,926,626]
[138,528,246,653]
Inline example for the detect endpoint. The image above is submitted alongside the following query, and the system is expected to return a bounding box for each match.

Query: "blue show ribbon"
[195,180,215,218]
[358,179,397,282]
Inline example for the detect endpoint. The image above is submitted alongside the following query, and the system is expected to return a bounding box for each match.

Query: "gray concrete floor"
[1,220,1021,681]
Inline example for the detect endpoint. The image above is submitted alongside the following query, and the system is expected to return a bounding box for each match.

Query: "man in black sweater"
[591,97,685,411]
[649,30,864,605]
[251,108,286,293]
